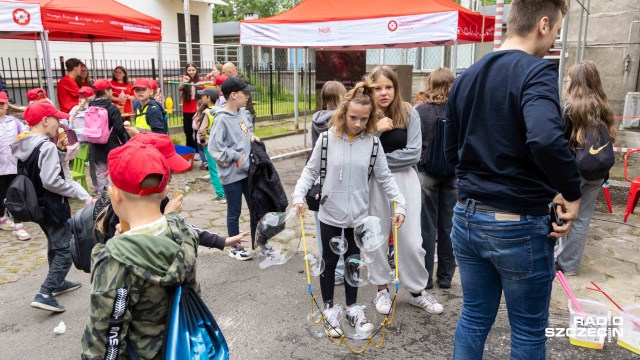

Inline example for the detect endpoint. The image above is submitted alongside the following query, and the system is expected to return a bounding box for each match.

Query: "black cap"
[197,88,220,98]
[221,77,256,96]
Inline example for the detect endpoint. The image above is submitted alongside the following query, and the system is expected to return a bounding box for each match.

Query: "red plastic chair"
[603,186,613,213]
[623,149,640,222]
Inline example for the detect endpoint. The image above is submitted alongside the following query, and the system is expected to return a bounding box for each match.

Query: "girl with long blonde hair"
[292,78,406,338]
[367,65,443,316]
[556,60,616,275]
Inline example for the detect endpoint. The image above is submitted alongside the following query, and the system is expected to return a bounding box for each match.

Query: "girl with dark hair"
[109,66,134,115]
[178,62,202,151]
[293,78,405,338]
[556,60,617,275]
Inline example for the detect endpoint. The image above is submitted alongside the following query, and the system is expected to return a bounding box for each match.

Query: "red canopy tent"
[240,0,495,49]
[0,0,162,105]
[7,0,161,42]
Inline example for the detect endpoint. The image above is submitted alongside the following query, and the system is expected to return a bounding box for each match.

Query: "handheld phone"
[549,203,564,226]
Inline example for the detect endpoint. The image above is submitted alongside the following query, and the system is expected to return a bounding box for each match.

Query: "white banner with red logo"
[0,2,43,32]
[241,12,459,48]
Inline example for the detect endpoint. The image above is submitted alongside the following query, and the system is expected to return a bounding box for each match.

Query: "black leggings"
[183,112,197,150]
[319,222,360,307]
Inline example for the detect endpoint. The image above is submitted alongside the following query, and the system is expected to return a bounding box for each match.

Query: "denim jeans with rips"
[451,200,556,360]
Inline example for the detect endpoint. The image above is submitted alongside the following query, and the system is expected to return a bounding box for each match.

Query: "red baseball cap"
[23,102,69,126]
[93,79,112,91]
[215,75,228,86]
[0,92,8,103]
[107,142,170,196]
[132,78,151,90]
[130,132,191,173]
[78,86,95,98]
[26,88,47,101]
[150,80,158,91]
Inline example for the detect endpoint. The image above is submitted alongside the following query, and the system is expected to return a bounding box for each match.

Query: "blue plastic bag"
[163,285,229,360]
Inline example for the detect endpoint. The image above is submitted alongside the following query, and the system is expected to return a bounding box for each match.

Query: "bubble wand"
[301,207,401,354]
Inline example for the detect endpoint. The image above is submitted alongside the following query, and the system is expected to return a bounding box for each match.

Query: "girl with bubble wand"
[292,79,406,338]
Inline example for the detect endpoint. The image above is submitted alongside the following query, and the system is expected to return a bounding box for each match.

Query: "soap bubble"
[388,270,400,285]
[329,236,348,255]
[305,253,325,277]
[255,209,301,269]
[354,216,385,252]
[307,308,325,338]
[344,254,369,287]
[341,303,379,340]
[361,251,376,264]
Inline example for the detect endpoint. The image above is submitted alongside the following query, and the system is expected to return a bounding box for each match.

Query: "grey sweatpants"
[368,167,429,293]
[94,161,109,193]
[556,178,603,274]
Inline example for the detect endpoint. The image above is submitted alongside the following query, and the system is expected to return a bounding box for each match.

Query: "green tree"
[212,0,296,22]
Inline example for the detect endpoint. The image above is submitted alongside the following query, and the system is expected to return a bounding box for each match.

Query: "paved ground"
[1,129,640,359]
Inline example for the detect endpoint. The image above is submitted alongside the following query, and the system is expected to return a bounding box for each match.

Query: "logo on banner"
[13,8,31,26]
[387,20,398,32]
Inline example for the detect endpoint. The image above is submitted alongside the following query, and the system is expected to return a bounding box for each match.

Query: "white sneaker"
[374,289,392,315]
[408,290,444,314]
[346,305,374,335]
[232,247,252,261]
[324,307,343,338]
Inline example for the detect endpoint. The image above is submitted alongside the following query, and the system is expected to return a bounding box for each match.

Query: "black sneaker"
[31,293,65,313]
[426,279,433,290]
[52,280,82,296]
[436,278,451,289]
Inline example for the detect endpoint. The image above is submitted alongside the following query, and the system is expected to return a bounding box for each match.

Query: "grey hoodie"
[292,127,406,228]
[311,110,334,147]
[208,108,253,185]
[11,133,76,198]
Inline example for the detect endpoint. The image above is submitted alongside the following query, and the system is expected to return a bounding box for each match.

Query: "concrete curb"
[270,148,311,162]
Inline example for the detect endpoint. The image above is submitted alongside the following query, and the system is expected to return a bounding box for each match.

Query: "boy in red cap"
[129,78,168,136]
[96,132,248,248]
[81,142,200,359]
[12,102,81,312]
[0,92,31,240]
[26,88,49,104]
[88,79,129,194]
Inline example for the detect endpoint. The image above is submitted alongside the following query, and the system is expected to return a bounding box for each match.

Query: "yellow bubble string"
[299,202,400,355]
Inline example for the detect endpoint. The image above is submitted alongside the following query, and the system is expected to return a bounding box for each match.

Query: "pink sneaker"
[0,217,14,231]
[13,224,31,241]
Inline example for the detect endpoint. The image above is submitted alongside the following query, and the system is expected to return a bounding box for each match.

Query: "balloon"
[305,253,325,277]
[328,236,348,255]
[341,303,378,340]
[344,254,369,288]
[254,209,301,269]
[354,216,385,252]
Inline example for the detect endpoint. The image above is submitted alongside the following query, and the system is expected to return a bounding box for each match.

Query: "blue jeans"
[451,200,555,360]
[222,178,250,237]
[196,143,208,167]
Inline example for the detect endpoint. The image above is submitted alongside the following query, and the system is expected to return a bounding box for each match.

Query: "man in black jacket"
[88,79,129,192]
[248,141,288,246]
[444,0,581,358]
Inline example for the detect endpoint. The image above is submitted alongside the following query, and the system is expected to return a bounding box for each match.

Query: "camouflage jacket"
[237,71,256,117]
[81,213,199,360]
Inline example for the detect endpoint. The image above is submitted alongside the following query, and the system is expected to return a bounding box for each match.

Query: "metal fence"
[0,55,314,125]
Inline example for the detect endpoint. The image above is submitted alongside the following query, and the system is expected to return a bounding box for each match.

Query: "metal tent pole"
[90,42,96,73]
[558,14,570,97]
[158,43,165,104]
[452,39,458,73]
[580,0,591,61]
[575,1,585,63]
[303,47,308,147]
[41,31,55,107]
[184,0,193,63]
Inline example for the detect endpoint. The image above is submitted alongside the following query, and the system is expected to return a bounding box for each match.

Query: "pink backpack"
[82,106,111,144]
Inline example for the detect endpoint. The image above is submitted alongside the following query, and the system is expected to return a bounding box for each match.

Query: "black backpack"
[423,109,456,177]
[575,125,615,181]
[4,141,47,223]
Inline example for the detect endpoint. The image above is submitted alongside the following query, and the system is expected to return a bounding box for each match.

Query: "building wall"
[0,0,214,65]
[564,0,640,113]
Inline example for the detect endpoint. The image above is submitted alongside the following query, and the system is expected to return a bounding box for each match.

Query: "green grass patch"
[254,125,295,138]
